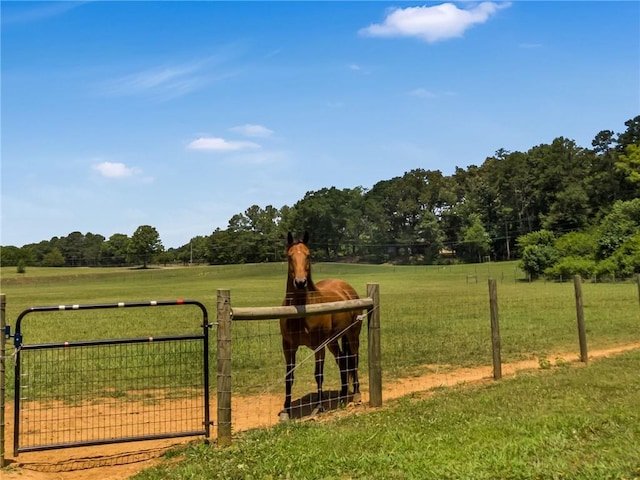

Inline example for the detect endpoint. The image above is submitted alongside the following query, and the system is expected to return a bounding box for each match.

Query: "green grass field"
[2,263,639,477]
[132,349,640,480]
[1,262,639,400]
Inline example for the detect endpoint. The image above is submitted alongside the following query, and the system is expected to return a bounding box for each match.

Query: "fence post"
[573,275,588,363]
[488,279,502,380]
[367,283,382,407]
[1,294,6,467]
[216,289,232,446]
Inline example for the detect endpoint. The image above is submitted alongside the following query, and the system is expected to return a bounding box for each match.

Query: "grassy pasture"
[133,350,640,480]
[1,262,638,400]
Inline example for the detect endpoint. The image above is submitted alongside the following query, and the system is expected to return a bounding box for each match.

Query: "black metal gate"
[12,300,211,455]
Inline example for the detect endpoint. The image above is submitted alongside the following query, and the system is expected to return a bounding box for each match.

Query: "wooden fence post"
[216,289,232,446]
[573,275,588,363]
[488,279,502,380]
[367,283,382,407]
[1,294,6,467]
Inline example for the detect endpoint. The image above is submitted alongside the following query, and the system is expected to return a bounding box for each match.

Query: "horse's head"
[286,231,311,290]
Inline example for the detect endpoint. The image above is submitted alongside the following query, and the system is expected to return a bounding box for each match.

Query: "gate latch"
[5,325,22,348]
[5,325,22,347]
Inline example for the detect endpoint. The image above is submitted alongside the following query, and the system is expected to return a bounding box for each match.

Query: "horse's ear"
[287,232,294,246]
[303,231,309,245]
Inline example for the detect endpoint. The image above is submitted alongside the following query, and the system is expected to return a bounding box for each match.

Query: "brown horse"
[280,231,362,419]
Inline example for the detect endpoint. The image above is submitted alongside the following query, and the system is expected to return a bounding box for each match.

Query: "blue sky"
[2,1,638,249]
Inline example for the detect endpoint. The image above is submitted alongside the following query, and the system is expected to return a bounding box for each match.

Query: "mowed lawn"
[133,349,640,480]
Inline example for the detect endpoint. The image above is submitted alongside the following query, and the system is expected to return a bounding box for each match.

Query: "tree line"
[2,116,639,279]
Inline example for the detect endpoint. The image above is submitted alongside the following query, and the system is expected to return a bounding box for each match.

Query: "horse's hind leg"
[338,337,350,399]
[345,332,361,403]
[313,347,327,413]
[327,339,348,400]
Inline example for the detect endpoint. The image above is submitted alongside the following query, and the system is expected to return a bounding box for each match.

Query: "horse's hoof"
[311,405,324,416]
[352,392,362,404]
[279,411,290,422]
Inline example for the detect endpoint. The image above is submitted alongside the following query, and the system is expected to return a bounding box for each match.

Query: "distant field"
[1,262,638,399]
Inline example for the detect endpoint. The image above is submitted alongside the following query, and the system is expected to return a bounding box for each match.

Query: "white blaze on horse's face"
[288,242,310,290]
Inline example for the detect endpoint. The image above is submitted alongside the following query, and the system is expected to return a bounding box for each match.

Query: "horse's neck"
[285,279,318,306]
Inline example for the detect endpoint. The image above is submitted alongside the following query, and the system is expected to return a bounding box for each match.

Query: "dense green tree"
[60,231,85,266]
[16,259,26,274]
[616,115,640,149]
[42,247,66,267]
[458,214,491,263]
[208,228,237,264]
[543,183,591,232]
[129,225,163,268]
[84,233,105,265]
[416,211,445,262]
[24,240,54,265]
[365,169,453,262]
[0,245,21,266]
[516,230,558,279]
[528,137,592,233]
[288,187,365,259]
[615,143,640,186]
[589,129,625,208]
[554,231,597,259]
[101,233,131,265]
[3,116,639,268]
[596,198,640,259]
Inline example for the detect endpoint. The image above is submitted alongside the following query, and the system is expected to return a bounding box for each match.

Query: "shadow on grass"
[284,390,357,420]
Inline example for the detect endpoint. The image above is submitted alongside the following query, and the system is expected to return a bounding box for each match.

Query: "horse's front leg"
[314,346,326,412]
[282,341,297,421]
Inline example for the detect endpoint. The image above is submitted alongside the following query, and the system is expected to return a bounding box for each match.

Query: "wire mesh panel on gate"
[17,337,206,452]
[13,300,211,455]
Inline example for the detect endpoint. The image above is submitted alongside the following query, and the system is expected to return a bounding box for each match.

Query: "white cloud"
[187,137,260,152]
[96,51,241,100]
[349,63,371,75]
[98,63,208,100]
[519,42,543,49]
[409,88,437,98]
[1,2,84,25]
[359,2,511,43]
[229,124,274,138]
[93,161,140,178]
[226,150,288,166]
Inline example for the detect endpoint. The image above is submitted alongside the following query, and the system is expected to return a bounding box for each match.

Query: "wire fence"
[1,274,638,457]
[223,275,640,436]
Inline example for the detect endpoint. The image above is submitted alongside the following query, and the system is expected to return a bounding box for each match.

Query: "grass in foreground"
[134,350,640,480]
